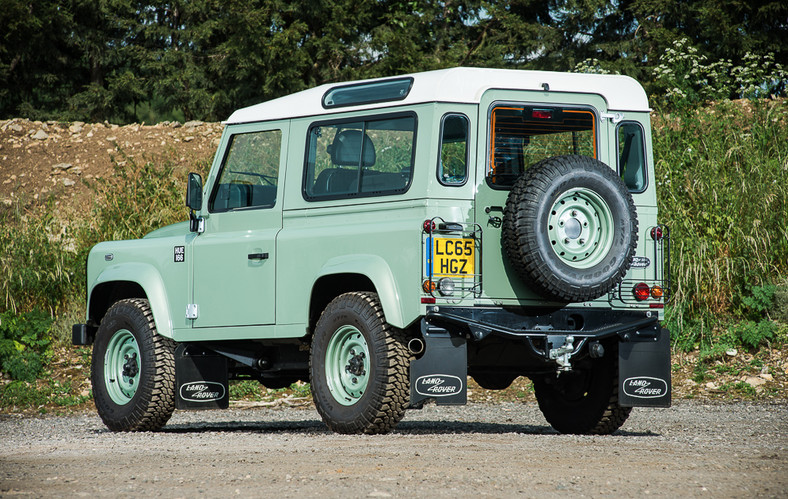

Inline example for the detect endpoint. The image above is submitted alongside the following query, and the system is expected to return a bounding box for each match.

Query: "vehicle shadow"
[155,419,656,437]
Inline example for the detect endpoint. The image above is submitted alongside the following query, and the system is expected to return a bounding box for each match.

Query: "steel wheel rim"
[547,187,614,269]
[104,329,140,405]
[324,325,370,406]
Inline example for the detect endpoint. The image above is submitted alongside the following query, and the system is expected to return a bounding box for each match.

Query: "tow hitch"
[548,335,578,371]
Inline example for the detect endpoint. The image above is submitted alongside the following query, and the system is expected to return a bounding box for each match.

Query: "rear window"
[488,105,596,188]
[438,114,469,186]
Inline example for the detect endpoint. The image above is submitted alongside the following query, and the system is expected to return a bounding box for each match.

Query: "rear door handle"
[248,252,269,260]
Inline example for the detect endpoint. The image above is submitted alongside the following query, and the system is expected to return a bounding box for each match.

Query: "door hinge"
[602,112,624,124]
[186,304,199,320]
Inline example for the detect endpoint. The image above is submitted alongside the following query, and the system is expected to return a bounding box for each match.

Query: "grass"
[0,379,92,413]
[229,380,312,402]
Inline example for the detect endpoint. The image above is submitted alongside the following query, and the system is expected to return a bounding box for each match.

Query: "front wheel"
[310,292,410,434]
[91,298,176,431]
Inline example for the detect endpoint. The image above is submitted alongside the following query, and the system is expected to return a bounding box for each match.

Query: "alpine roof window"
[322,78,413,108]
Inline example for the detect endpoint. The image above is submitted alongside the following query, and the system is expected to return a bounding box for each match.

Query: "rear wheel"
[91,298,176,432]
[310,292,410,434]
[532,349,630,435]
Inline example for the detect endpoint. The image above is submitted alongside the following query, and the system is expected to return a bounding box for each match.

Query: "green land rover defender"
[74,68,671,435]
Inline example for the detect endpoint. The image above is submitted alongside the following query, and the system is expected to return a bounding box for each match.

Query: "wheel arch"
[309,254,407,332]
[89,263,174,339]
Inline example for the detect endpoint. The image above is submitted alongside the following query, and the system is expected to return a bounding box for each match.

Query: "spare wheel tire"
[502,155,638,302]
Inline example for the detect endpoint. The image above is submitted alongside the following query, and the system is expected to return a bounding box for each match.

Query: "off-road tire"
[310,292,411,435]
[91,298,176,432]
[532,345,631,435]
[503,154,638,302]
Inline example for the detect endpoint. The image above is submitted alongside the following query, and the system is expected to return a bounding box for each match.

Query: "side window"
[487,105,596,188]
[617,122,647,192]
[438,114,469,185]
[209,129,282,212]
[303,114,415,200]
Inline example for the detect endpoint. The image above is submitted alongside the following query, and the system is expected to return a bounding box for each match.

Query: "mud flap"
[619,326,671,407]
[175,344,229,410]
[409,320,467,406]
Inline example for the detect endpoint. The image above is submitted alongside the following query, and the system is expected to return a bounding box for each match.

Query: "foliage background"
[1,0,786,123]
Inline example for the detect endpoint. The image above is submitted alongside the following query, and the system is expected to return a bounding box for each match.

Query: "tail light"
[633,282,650,301]
[650,227,663,240]
[423,220,436,233]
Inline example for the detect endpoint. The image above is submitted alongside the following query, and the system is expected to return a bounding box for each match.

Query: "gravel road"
[1,400,786,498]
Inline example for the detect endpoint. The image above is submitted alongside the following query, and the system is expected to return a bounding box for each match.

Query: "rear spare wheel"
[502,154,638,302]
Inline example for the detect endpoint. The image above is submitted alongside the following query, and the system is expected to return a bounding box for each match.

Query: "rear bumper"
[425,305,660,342]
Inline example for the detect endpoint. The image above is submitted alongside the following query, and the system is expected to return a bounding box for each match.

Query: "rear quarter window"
[303,113,416,200]
[617,121,648,193]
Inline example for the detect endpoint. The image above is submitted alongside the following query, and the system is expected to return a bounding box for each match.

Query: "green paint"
[104,329,140,405]
[324,325,370,406]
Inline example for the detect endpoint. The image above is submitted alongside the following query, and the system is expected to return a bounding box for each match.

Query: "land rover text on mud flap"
[74,68,671,435]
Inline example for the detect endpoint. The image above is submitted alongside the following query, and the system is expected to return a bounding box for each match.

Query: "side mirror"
[187,173,204,233]
[186,172,203,211]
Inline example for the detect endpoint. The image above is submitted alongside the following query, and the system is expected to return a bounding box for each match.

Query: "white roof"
[226,67,650,124]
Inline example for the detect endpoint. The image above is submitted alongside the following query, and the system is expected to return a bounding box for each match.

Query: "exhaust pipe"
[407,338,425,355]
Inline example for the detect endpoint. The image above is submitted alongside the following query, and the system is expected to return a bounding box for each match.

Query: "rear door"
[474,90,608,301]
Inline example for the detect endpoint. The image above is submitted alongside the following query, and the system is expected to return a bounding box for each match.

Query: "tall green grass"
[0,204,79,315]
[653,99,788,347]
[79,149,197,245]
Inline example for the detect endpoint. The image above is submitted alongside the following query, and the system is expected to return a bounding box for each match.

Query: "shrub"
[0,310,53,381]
[652,38,787,107]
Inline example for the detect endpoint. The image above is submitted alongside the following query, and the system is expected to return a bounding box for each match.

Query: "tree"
[0,1,78,119]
